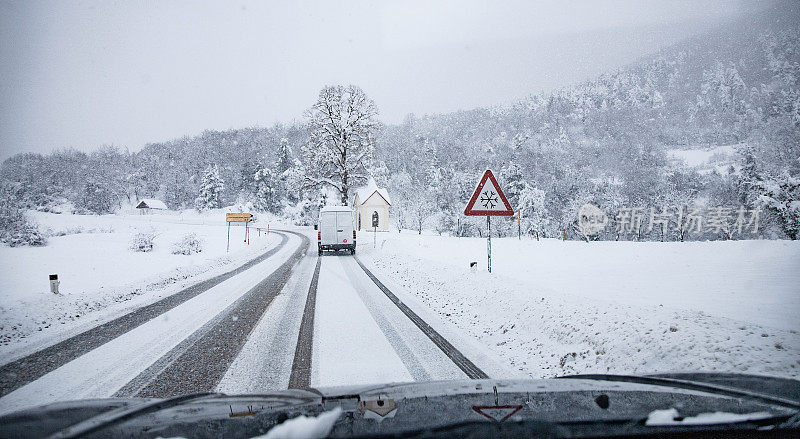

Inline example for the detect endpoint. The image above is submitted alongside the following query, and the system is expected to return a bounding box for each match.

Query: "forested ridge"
[2,6,798,243]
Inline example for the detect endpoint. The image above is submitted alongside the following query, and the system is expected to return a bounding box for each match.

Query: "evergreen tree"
[737,145,761,208]
[275,138,293,175]
[238,160,260,195]
[253,165,281,213]
[195,164,225,211]
[273,138,294,204]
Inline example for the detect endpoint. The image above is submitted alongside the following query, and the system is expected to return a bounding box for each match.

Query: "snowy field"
[0,209,285,359]
[667,144,738,174]
[357,232,800,379]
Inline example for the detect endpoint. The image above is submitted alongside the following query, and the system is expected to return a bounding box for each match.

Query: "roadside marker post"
[464,169,514,273]
[49,274,60,294]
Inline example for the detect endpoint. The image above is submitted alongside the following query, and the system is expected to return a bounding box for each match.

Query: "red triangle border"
[464,169,515,216]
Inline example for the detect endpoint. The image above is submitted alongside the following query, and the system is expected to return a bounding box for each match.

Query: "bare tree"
[302,85,378,205]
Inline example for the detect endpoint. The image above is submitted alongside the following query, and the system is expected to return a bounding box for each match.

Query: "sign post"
[226,213,253,253]
[464,170,514,273]
[487,216,491,272]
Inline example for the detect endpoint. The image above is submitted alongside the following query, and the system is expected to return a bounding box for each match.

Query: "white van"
[317,206,356,255]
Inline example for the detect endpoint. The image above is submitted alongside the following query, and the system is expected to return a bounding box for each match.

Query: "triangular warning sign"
[464,169,514,216]
[472,405,523,422]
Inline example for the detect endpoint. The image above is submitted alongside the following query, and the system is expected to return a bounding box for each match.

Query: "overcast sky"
[1,0,757,158]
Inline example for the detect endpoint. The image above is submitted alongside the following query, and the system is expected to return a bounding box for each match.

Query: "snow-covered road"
[311,255,469,386]
[0,232,495,415]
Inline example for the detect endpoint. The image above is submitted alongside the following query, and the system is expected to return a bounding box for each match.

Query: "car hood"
[1,373,798,438]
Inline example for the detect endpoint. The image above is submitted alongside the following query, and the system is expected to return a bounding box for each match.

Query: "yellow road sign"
[226,213,253,222]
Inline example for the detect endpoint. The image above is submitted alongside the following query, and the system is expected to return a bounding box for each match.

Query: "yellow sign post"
[226,213,253,252]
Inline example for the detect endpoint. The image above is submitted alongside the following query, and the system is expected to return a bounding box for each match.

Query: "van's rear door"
[320,212,337,244]
[336,211,353,244]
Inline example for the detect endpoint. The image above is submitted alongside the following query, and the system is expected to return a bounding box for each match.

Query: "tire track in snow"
[215,250,318,393]
[0,232,289,398]
[353,257,489,380]
[130,231,309,397]
[287,256,321,389]
[340,257,435,382]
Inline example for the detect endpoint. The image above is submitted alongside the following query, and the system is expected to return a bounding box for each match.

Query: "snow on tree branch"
[302,85,378,205]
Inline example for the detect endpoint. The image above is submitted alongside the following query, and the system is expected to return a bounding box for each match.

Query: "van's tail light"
[353,230,356,239]
[317,231,321,240]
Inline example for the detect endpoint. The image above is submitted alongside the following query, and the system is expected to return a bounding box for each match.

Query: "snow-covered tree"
[518,185,547,239]
[238,161,260,195]
[369,160,391,188]
[195,164,225,211]
[302,85,378,205]
[317,191,328,210]
[0,183,47,247]
[499,161,526,210]
[387,171,413,231]
[275,138,293,175]
[662,169,703,241]
[758,171,800,239]
[428,167,464,236]
[273,138,299,204]
[737,145,762,208]
[282,165,303,205]
[80,179,115,214]
[499,162,527,237]
[287,193,316,226]
[695,61,751,142]
[253,165,281,213]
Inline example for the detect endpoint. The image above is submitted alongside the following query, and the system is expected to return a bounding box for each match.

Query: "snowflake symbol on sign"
[480,190,499,209]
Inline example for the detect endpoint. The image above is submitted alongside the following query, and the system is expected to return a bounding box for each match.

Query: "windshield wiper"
[46,392,221,439]
[558,374,800,410]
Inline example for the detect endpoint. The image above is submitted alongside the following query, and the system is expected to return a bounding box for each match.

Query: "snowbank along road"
[0,229,497,414]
